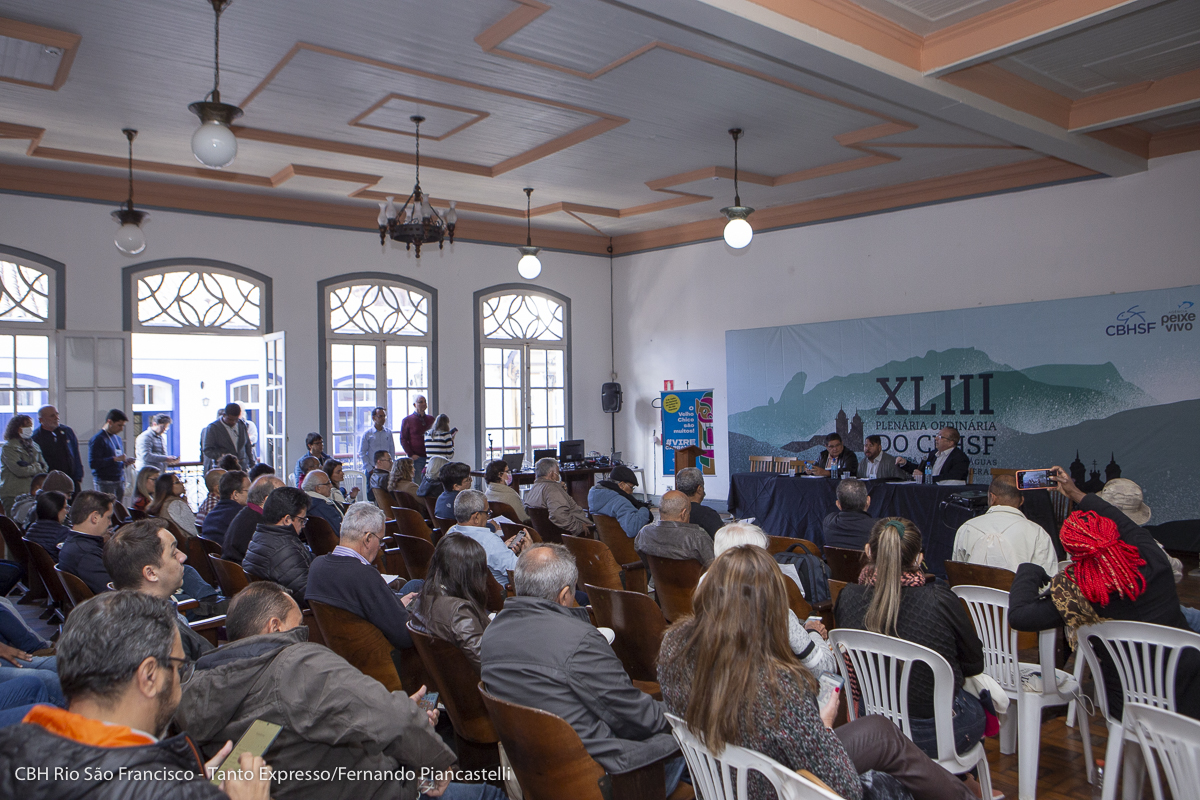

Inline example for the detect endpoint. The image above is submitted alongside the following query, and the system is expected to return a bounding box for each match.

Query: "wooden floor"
[15,552,1200,800]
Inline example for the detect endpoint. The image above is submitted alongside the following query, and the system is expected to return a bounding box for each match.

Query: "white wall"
[0,195,616,472]
[613,151,1200,501]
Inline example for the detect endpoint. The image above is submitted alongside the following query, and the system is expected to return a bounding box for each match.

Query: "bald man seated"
[634,491,715,569]
[951,475,1059,575]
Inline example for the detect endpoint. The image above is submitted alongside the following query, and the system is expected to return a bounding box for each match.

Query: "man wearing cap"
[587,465,652,538]
[951,475,1058,575]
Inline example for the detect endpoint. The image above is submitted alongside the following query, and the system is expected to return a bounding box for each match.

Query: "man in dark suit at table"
[856,435,906,481]
[897,427,971,484]
[822,479,877,550]
[809,433,857,478]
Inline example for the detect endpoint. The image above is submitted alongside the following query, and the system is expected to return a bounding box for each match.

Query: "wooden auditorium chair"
[643,554,702,623]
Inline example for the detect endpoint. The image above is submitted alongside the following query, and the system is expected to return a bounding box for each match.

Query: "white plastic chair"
[1076,620,1200,800]
[829,628,993,798]
[341,468,367,501]
[1124,704,1200,800]
[665,713,843,800]
[953,585,1092,799]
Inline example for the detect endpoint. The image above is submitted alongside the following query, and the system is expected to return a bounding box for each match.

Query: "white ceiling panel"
[0,34,63,85]
[843,0,1021,35]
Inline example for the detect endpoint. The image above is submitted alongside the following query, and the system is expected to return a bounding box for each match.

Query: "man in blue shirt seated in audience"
[447,489,532,588]
[588,465,652,537]
[435,461,473,521]
[200,470,249,548]
[306,504,423,652]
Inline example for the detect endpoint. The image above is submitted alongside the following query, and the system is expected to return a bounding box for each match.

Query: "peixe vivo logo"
[1106,302,1194,336]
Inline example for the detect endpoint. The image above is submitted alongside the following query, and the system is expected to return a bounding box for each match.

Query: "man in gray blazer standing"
[857,435,906,480]
[201,402,256,471]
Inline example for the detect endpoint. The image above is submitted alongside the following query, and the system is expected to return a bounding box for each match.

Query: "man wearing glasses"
[897,426,971,484]
[243,487,314,607]
[0,591,270,799]
[301,469,343,535]
[307,504,424,652]
[104,519,216,663]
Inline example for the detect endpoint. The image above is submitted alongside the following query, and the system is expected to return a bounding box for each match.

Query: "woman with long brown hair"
[387,456,419,499]
[658,545,977,800]
[408,532,491,670]
[146,471,199,538]
[835,517,986,760]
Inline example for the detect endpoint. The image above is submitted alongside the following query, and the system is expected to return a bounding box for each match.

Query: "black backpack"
[773,546,832,605]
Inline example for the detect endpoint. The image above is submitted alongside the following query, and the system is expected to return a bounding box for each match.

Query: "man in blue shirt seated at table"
[306,504,423,652]
[435,461,473,521]
[447,489,533,587]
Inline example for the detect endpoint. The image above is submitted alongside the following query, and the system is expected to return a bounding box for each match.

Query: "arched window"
[0,246,63,429]
[475,286,571,463]
[127,263,268,334]
[320,274,437,465]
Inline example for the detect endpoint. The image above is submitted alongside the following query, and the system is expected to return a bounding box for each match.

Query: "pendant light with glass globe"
[517,188,542,280]
[720,128,754,249]
[113,129,148,256]
[188,0,243,169]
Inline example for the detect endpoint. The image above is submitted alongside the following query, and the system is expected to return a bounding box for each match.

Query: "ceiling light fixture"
[517,188,542,280]
[188,0,242,168]
[377,115,456,258]
[720,127,754,249]
[113,129,147,256]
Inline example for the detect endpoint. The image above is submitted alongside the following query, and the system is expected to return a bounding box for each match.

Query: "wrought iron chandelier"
[113,129,148,255]
[377,115,456,258]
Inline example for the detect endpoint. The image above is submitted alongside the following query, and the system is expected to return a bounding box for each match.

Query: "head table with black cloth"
[727,473,1058,578]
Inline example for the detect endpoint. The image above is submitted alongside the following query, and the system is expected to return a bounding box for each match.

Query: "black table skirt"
[727,473,1057,577]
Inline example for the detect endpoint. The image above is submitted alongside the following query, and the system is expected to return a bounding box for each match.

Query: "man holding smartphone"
[447,489,532,588]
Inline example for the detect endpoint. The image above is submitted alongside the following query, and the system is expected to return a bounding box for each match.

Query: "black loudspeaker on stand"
[602,382,622,457]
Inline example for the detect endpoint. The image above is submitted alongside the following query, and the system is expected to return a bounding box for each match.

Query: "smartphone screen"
[210,719,281,785]
[1015,468,1055,490]
[417,691,440,712]
[816,673,844,711]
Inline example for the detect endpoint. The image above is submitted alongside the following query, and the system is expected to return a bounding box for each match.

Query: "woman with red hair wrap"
[1008,466,1199,721]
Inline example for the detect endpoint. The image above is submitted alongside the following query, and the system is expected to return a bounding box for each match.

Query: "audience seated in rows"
[448,489,531,588]
[434,461,473,520]
[951,475,1058,575]
[178,582,504,800]
[201,470,250,548]
[148,472,199,538]
[409,533,492,671]
[247,462,275,483]
[306,504,423,653]
[674,467,722,539]
[366,450,392,503]
[24,490,72,562]
[658,545,978,800]
[836,517,987,760]
[132,466,160,513]
[482,458,531,523]
[822,478,876,550]
[588,465,651,538]
[523,457,591,535]
[704,522,837,677]
[58,491,118,595]
[1008,465,1200,721]
[635,490,714,569]
[387,456,420,500]
[301,469,342,534]
[16,469,74,529]
[195,468,226,525]
[322,459,356,514]
[0,592,270,798]
[242,487,312,607]
[104,519,215,662]
[481,543,686,794]
[221,476,284,564]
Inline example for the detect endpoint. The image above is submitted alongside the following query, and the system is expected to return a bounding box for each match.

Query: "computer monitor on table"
[502,453,525,473]
[558,439,585,463]
[533,448,556,464]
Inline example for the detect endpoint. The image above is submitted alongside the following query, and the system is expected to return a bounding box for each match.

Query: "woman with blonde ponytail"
[835,517,987,761]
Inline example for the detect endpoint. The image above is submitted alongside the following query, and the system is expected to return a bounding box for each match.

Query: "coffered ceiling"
[0,0,1196,255]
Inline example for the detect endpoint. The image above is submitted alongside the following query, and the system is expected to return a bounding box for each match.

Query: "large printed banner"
[662,389,716,476]
[726,285,1199,523]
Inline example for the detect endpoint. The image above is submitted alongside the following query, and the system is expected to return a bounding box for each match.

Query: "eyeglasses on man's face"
[160,655,194,684]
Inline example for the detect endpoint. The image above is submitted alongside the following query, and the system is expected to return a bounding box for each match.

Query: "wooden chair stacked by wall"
[748,456,774,473]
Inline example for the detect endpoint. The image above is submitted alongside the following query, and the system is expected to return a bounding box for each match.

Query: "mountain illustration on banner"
[728,348,1155,450]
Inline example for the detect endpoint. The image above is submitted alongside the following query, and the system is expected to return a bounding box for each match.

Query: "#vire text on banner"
[661,389,715,476]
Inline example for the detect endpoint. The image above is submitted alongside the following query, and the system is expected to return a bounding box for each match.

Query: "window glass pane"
[0,260,50,323]
[481,293,563,341]
[136,271,262,331]
[328,284,429,336]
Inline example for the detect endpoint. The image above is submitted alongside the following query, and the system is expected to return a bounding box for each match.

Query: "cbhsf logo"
[1106,305,1155,336]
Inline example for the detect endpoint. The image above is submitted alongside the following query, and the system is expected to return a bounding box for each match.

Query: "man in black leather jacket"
[0,591,270,799]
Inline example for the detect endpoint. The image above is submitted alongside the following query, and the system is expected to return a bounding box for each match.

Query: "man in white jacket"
[951,476,1058,575]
